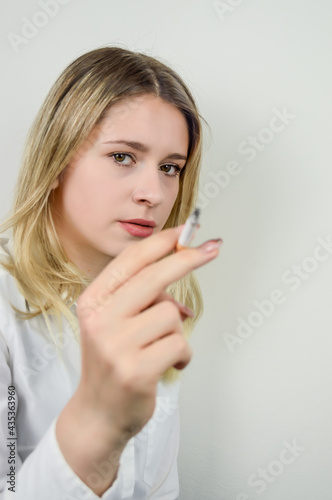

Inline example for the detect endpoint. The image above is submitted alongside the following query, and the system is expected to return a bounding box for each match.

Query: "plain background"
[1,1,332,499]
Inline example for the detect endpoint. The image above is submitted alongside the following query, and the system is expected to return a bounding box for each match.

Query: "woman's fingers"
[78,226,184,306]
[145,290,194,320]
[140,329,193,376]
[117,299,184,349]
[100,291,192,353]
[77,225,213,322]
[105,238,219,319]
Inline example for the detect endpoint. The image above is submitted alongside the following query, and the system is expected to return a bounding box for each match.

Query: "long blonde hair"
[0,46,206,383]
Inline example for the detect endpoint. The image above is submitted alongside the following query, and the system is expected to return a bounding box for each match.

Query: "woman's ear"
[51,168,68,192]
[50,177,59,191]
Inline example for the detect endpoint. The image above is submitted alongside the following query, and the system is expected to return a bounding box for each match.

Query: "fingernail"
[198,238,223,253]
[175,301,195,318]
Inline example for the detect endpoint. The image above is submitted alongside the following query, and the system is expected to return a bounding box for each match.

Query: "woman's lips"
[119,221,154,237]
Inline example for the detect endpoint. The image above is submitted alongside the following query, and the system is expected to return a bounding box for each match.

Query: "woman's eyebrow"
[102,140,187,161]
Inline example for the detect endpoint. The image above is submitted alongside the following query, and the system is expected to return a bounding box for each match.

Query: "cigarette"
[175,207,201,251]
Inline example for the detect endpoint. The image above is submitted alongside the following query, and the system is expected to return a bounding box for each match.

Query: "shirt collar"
[0,229,14,259]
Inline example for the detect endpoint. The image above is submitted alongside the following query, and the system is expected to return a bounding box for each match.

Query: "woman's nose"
[132,168,164,205]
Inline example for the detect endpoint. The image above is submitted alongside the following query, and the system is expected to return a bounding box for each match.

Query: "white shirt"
[0,234,180,499]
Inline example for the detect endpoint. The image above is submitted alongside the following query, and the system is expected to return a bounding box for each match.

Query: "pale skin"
[50,94,222,496]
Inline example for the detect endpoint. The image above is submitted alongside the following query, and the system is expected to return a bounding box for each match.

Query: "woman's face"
[51,94,189,278]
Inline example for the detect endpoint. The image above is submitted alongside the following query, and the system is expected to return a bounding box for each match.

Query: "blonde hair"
[0,46,206,383]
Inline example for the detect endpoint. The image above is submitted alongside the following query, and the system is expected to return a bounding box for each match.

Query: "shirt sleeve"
[0,330,130,500]
[148,402,180,500]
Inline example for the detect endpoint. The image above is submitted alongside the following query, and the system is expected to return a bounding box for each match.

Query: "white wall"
[1,1,332,499]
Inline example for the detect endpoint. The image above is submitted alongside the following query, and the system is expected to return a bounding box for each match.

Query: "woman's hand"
[55,226,222,494]
[74,225,222,441]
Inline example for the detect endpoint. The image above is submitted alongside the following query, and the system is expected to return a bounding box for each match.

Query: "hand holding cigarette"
[175,207,222,253]
[60,217,222,490]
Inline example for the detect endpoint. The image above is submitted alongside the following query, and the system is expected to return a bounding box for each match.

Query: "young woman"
[0,46,222,499]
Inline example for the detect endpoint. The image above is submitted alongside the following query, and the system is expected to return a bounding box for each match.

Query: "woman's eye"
[160,164,182,177]
[109,153,182,177]
[111,153,132,165]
